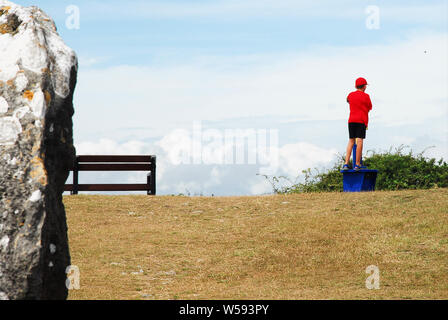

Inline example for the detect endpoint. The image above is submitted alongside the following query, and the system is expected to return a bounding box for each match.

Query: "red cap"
[356,77,368,87]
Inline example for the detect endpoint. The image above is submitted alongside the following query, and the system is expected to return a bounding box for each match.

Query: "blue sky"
[16,0,448,66]
[14,0,448,195]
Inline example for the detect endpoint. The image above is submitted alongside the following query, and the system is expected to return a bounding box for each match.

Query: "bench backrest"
[65,155,156,195]
[72,155,155,171]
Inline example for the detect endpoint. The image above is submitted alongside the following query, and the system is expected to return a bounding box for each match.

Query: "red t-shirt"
[347,91,372,126]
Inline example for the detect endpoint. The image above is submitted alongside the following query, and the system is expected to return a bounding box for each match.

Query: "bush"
[364,146,448,190]
[261,146,448,194]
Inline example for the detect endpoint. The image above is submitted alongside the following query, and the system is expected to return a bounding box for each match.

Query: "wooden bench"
[64,155,156,195]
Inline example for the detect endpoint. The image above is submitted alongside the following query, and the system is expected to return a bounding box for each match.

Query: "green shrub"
[261,146,448,194]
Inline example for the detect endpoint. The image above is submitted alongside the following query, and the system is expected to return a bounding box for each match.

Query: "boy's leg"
[355,138,364,166]
[345,139,355,165]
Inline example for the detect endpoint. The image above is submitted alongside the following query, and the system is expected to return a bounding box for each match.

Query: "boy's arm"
[366,95,372,129]
[367,95,373,111]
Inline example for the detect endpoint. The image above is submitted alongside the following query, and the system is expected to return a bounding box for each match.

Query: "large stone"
[0,1,77,300]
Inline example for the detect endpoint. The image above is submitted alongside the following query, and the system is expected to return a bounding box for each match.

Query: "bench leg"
[72,166,79,195]
[148,163,156,195]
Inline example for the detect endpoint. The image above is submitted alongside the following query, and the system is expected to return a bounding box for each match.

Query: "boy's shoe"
[342,164,350,171]
[354,164,362,171]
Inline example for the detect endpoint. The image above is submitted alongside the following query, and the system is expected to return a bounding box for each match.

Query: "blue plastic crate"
[341,141,379,192]
[340,169,378,192]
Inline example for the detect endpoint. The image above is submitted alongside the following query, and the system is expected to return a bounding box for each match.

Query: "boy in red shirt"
[342,77,373,171]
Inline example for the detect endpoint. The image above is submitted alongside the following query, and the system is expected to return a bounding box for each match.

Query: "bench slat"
[77,164,151,171]
[65,184,150,192]
[77,155,154,163]
[65,155,156,195]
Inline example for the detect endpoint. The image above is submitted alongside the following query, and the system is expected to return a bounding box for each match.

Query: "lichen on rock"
[0,0,77,300]
[0,12,20,35]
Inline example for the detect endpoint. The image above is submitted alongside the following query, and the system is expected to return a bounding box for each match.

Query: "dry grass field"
[64,188,448,300]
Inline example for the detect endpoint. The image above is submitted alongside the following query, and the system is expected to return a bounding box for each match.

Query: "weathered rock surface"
[0,1,77,300]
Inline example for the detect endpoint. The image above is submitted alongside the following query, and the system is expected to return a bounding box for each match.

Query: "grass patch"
[65,188,448,300]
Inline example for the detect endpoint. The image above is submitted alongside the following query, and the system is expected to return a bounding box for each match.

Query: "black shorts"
[349,123,366,139]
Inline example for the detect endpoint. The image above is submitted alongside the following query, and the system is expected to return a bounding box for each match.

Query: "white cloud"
[155,129,193,166]
[277,142,338,177]
[249,178,272,195]
[248,141,339,195]
[75,139,152,155]
[73,131,338,196]
[204,166,225,189]
[73,32,448,144]
[152,126,337,195]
